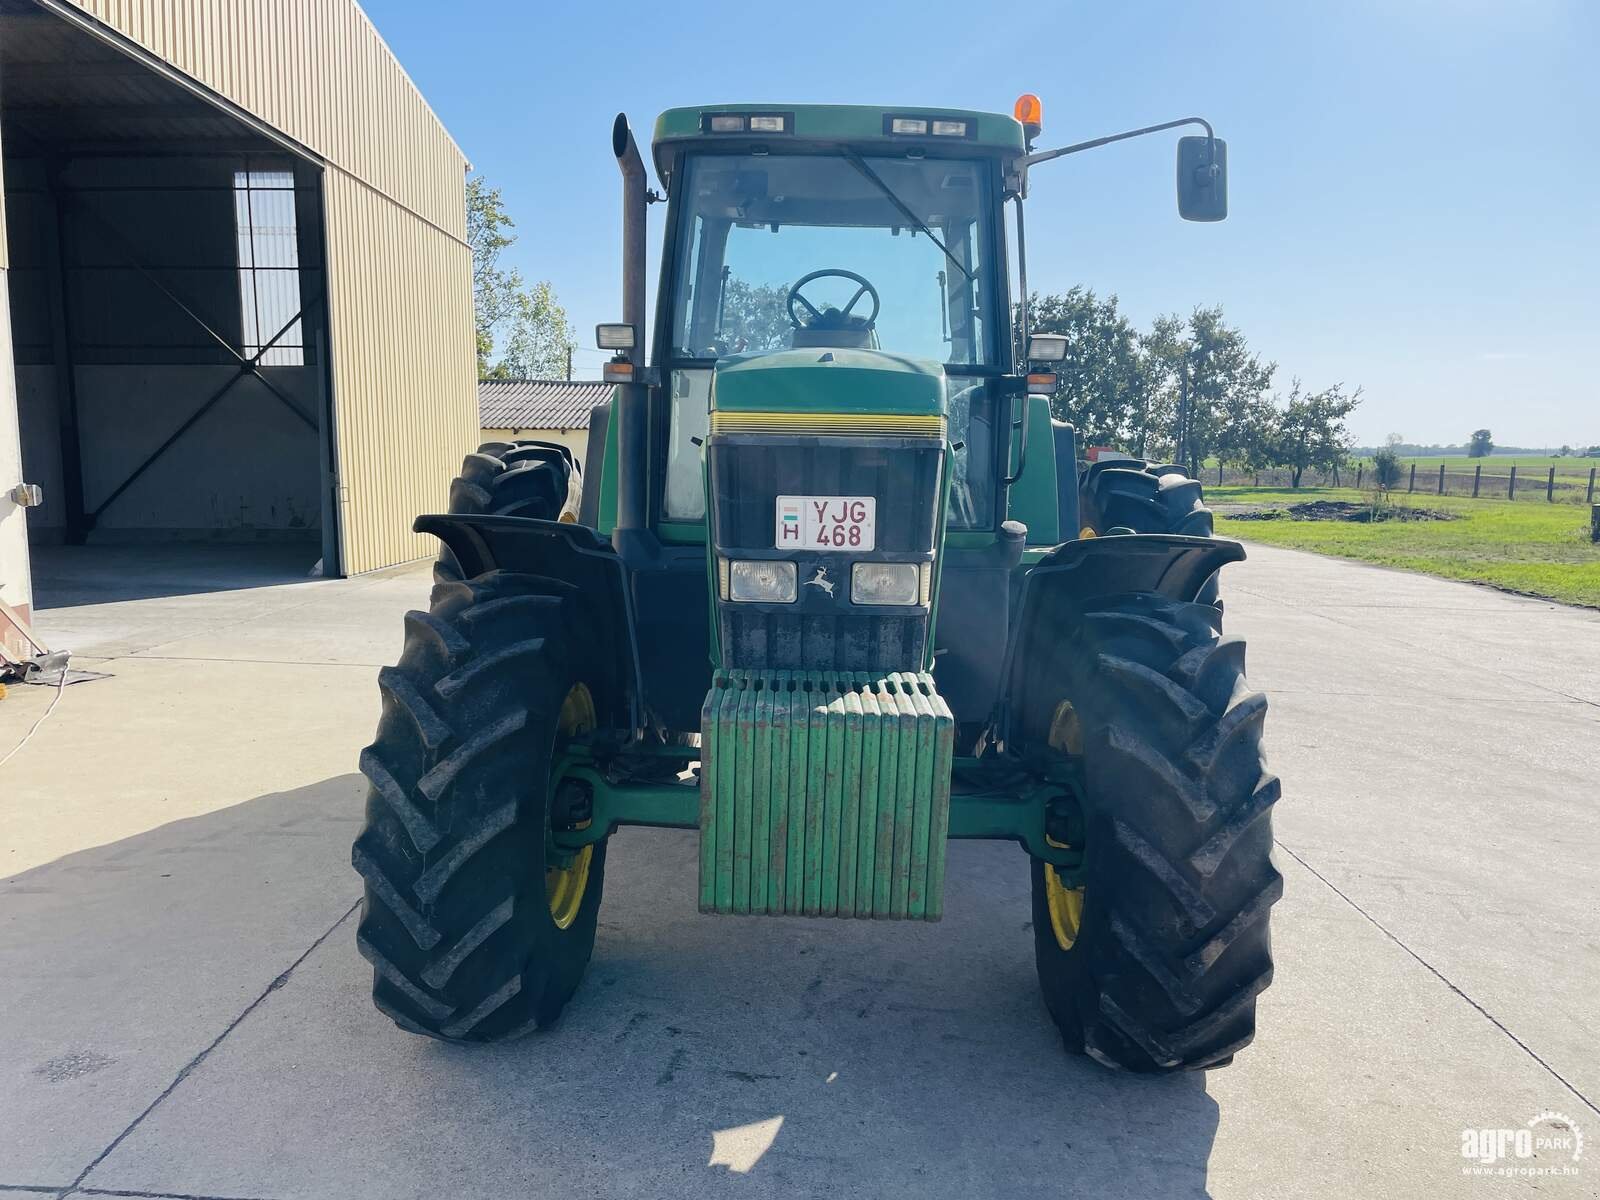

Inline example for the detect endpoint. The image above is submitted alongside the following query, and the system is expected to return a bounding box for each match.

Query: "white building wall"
[0,111,37,660]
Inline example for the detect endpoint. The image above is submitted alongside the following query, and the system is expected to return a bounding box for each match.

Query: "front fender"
[1020,533,1243,612]
[414,513,643,732]
[1000,533,1245,735]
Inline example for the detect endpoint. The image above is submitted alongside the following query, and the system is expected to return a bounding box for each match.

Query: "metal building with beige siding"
[0,0,476,652]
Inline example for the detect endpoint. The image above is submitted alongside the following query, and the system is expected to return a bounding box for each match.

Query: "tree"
[467,175,514,370]
[489,281,575,379]
[1022,289,1148,449]
[718,279,792,353]
[1145,306,1276,474]
[1017,288,1370,485]
[1370,445,1403,503]
[1135,313,1185,459]
[1018,296,1279,471]
[1268,380,1361,487]
[467,175,575,378]
[1468,428,1494,457]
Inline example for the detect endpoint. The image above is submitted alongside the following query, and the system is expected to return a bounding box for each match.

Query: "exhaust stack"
[612,113,648,343]
[611,113,650,544]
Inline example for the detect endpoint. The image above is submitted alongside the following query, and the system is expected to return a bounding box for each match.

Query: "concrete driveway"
[2,543,1596,1199]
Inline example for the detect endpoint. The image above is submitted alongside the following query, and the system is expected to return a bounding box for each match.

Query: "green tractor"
[352,97,1279,1072]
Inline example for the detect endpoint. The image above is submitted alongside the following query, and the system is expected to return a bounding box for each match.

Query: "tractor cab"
[645,107,1021,534]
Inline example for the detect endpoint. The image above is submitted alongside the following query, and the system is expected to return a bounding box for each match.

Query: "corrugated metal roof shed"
[479,379,612,431]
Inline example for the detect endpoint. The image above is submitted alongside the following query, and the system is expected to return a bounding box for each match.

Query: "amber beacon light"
[1014,93,1043,140]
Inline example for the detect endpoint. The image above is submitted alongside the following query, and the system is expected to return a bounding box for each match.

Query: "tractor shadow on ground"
[1,779,1221,1199]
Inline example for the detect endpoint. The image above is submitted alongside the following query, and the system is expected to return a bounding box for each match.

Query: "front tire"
[352,569,606,1041]
[1027,592,1280,1072]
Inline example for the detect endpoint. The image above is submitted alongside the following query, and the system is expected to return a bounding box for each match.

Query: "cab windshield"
[662,151,1003,529]
[668,152,996,365]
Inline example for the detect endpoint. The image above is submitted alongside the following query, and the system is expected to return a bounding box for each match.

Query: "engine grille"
[707,434,942,673]
[708,437,942,552]
[720,609,925,672]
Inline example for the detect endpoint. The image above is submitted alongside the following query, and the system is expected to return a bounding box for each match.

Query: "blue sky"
[367,0,1598,448]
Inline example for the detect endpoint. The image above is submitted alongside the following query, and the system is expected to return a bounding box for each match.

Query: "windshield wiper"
[842,151,973,282]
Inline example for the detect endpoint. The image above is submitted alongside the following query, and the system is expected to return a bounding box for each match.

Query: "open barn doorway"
[1,0,339,608]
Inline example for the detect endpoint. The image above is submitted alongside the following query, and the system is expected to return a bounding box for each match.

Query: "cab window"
[662,152,1001,528]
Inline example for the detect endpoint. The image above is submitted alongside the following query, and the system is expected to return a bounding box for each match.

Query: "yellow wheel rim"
[1044,701,1086,952]
[1043,864,1084,951]
[1047,699,1084,756]
[546,683,595,930]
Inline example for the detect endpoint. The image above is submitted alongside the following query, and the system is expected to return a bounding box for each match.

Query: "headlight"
[728,559,797,603]
[851,562,921,606]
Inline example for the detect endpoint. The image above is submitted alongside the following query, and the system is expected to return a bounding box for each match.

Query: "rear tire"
[1026,592,1280,1072]
[433,441,580,591]
[352,569,606,1041]
[1079,459,1219,605]
[1079,459,1212,537]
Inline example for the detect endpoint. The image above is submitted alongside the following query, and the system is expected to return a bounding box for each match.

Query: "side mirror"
[1026,332,1068,362]
[1177,135,1227,222]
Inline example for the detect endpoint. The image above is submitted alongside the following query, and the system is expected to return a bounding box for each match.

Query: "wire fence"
[1215,466,1339,489]
[1212,462,1599,505]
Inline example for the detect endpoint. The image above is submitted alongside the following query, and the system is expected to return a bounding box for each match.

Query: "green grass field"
[1210,487,1600,608]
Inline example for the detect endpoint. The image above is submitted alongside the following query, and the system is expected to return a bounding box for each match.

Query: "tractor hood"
[711,348,947,429]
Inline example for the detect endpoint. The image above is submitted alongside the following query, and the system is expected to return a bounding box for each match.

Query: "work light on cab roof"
[352,93,1276,1081]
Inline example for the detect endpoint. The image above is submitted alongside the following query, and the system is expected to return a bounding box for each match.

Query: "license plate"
[775,495,876,551]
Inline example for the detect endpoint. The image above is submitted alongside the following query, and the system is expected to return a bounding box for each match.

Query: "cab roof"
[651,103,1026,187]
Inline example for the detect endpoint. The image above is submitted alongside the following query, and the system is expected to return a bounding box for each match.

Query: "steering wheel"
[786,269,881,330]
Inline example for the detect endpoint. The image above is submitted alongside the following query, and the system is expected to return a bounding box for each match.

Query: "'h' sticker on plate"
[775,495,876,550]
[777,499,802,544]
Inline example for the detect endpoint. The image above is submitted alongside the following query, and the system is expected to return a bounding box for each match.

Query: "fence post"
[1589,466,1597,504]
[1473,464,1481,497]
[1218,461,1223,486]
[1592,504,1600,543]
[1356,463,1364,489]
[1438,463,1446,495]
[1547,466,1556,502]
[1408,463,1416,492]
[1509,465,1517,499]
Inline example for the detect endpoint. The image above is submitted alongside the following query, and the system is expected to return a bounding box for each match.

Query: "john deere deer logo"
[804,567,835,597]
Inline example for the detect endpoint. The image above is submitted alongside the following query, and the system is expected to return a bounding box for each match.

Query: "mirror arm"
[1022,116,1217,193]
[1013,194,1029,368]
[1024,115,1214,167]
